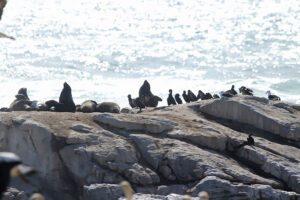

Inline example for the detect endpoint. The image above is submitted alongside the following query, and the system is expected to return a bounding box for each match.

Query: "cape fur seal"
[9,88,33,111]
[138,80,162,107]
[167,89,176,106]
[96,102,120,113]
[80,100,97,113]
[45,82,76,112]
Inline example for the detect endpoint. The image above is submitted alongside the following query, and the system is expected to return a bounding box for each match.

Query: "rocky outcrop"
[1,96,300,199]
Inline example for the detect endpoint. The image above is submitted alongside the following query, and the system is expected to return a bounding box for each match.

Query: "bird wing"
[0,32,15,40]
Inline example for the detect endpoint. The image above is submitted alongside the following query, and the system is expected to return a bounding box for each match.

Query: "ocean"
[1,0,300,108]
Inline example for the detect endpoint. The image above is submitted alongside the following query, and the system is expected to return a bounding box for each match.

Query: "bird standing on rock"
[175,94,183,104]
[239,86,253,96]
[182,91,190,103]
[266,90,281,101]
[167,89,176,106]
[247,134,254,145]
[188,90,197,102]
[127,94,136,108]
[225,85,237,96]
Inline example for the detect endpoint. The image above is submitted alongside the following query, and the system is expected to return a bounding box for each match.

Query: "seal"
[9,88,32,111]
[45,82,76,112]
[96,102,120,113]
[175,93,183,104]
[167,89,176,106]
[80,100,97,113]
[182,91,190,103]
[138,80,162,107]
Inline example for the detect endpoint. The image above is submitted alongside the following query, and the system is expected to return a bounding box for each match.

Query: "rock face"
[1,96,300,199]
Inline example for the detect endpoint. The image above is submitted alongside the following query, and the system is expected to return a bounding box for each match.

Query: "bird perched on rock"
[0,152,35,198]
[182,91,190,103]
[225,85,237,96]
[134,97,145,112]
[175,94,182,104]
[247,134,254,145]
[239,86,253,96]
[220,91,234,98]
[188,90,197,102]
[213,94,220,99]
[167,89,176,106]
[127,94,136,108]
[266,90,281,101]
[197,90,213,100]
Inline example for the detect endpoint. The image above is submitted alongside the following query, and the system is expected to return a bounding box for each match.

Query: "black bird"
[213,94,220,99]
[247,134,254,145]
[197,90,205,100]
[167,89,176,106]
[239,86,253,96]
[188,90,197,102]
[134,97,145,112]
[127,94,136,108]
[204,92,213,100]
[266,90,281,101]
[175,94,182,104]
[182,91,190,103]
[225,85,237,96]
[220,91,234,98]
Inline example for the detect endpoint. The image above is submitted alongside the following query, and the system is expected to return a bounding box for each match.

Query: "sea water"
[1,0,300,108]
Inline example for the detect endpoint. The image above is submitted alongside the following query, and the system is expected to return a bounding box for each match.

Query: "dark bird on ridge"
[213,94,220,99]
[167,89,176,106]
[239,86,253,96]
[188,90,197,102]
[175,94,183,104]
[127,94,136,108]
[266,90,281,101]
[247,134,254,146]
[225,85,237,96]
[182,91,190,103]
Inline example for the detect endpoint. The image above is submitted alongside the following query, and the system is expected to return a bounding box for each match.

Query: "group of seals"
[128,80,162,111]
[4,82,121,113]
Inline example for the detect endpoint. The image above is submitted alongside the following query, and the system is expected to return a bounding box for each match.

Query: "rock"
[96,102,120,113]
[80,100,97,113]
[119,193,198,200]
[190,176,300,200]
[199,96,300,141]
[83,184,124,200]
[120,107,133,114]
[0,96,299,200]
[93,113,175,134]
[2,187,27,200]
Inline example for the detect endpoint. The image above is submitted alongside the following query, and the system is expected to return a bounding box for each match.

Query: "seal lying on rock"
[9,88,33,111]
[45,82,76,112]
[96,102,120,113]
[80,100,97,113]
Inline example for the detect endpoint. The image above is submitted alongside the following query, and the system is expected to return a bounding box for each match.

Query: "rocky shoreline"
[1,95,300,200]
